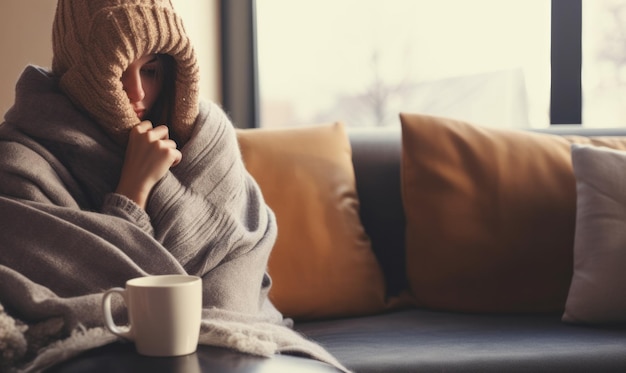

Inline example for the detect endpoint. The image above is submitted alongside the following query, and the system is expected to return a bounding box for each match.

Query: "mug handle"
[102,287,133,340]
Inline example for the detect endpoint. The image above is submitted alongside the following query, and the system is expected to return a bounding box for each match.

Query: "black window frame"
[221,0,582,129]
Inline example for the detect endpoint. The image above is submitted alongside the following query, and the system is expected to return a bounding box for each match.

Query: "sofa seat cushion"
[296,309,626,373]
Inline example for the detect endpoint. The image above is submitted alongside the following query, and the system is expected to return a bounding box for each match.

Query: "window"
[583,0,626,126]
[222,0,624,129]
[256,0,550,129]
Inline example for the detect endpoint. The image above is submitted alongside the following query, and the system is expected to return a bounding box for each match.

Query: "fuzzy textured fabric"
[17,325,117,373]
[0,66,349,373]
[52,0,199,144]
[1,297,115,373]
[0,302,27,371]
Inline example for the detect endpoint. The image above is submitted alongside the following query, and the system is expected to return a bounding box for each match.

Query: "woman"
[116,53,181,210]
[0,0,347,371]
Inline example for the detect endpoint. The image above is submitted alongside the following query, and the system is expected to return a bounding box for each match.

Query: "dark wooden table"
[46,342,341,372]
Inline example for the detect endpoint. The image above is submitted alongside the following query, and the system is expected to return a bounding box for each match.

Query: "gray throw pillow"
[563,143,626,324]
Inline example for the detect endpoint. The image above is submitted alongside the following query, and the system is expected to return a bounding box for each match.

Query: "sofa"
[48,114,626,373]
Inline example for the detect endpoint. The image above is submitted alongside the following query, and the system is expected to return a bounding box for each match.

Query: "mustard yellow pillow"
[237,122,386,320]
[400,113,626,313]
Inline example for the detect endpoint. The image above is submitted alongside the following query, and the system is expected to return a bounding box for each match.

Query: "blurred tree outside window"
[256,0,551,129]
[257,0,626,129]
[583,0,626,127]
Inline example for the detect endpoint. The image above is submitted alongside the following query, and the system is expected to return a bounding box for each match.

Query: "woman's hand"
[115,121,182,209]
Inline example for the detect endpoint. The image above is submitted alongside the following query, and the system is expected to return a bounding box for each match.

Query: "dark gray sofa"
[48,125,626,373]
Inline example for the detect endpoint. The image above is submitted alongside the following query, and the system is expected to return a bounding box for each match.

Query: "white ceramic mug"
[102,274,202,357]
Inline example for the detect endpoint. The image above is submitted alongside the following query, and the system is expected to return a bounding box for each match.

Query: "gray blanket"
[0,66,347,372]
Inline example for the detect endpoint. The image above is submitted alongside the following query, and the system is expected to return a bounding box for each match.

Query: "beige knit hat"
[52,0,199,145]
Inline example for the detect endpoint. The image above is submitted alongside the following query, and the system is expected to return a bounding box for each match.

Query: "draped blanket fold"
[0,66,347,373]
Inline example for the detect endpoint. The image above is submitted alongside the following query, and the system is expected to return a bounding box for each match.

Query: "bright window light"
[256,0,551,129]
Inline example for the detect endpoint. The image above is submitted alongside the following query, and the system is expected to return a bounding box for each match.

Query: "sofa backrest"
[348,127,406,297]
[348,125,626,300]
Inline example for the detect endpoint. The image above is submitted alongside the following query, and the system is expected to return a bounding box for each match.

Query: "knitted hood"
[52,0,199,145]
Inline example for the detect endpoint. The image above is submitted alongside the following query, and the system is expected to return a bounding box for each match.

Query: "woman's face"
[121,54,163,121]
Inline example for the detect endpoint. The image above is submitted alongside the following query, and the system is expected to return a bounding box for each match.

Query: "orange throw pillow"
[237,122,386,320]
[400,113,626,313]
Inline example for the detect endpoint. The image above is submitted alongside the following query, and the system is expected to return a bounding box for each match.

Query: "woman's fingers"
[150,126,182,167]
[131,121,170,138]
[131,120,153,134]
[126,121,182,175]
[117,122,183,208]
[148,124,171,141]
[170,147,183,167]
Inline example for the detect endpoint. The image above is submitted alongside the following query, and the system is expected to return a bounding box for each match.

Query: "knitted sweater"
[0,66,348,373]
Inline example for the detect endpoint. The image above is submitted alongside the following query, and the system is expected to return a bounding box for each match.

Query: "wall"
[0,0,220,117]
